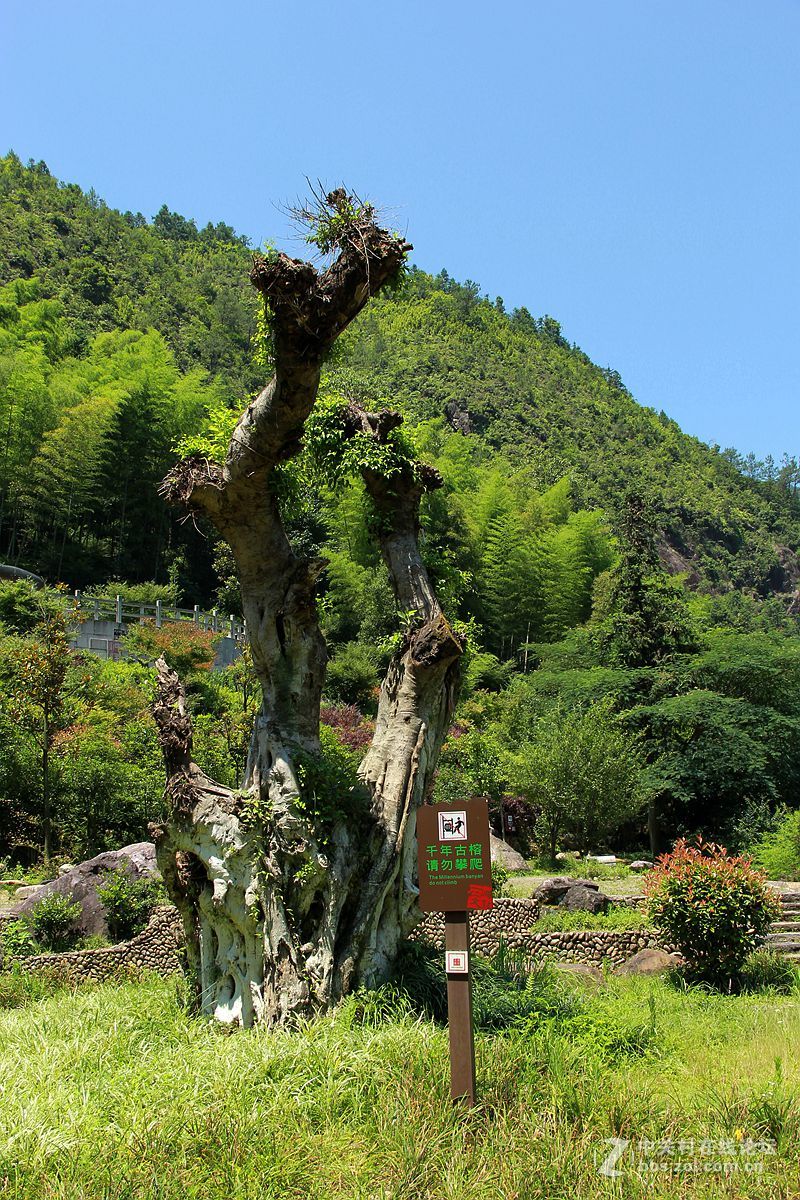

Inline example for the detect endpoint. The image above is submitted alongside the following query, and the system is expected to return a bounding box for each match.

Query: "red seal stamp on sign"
[466,883,493,910]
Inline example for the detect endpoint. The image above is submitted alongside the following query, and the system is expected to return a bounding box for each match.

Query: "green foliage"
[594,493,697,668]
[122,621,217,674]
[636,688,800,841]
[5,155,800,870]
[0,641,164,861]
[532,906,648,932]
[505,697,650,861]
[434,726,507,807]
[0,963,72,1009]
[96,868,164,942]
[2,153,799,618]
[175,395,239,462]
[299,188,380,258]
[577,858,633,880]
[294,724,367,829]
[490,861,509,896]
[750,809,800,881]
[645,839,780,988]
[0,581,64,634]
[28,892,82,952]
[739,948,800,995]
[323,642,379,710]
[304,389,420,491]
[0,918,36,959]
[390,940,580,1031]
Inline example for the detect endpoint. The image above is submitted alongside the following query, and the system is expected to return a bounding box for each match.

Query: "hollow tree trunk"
[151,195,463,1026]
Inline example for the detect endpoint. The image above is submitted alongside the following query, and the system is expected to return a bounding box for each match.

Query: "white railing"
[73,592,246,642]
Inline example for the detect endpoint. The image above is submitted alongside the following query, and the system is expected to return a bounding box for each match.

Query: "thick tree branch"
[344,403,445,617]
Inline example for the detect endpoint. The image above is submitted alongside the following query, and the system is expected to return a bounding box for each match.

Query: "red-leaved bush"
[645,838,781,988]
[319,704,375,755]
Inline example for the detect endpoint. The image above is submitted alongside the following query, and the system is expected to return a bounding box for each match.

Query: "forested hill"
[1,151,799,603]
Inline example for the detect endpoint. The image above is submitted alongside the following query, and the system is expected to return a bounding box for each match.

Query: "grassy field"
[507,867,647,900]
[1,971,799,1199]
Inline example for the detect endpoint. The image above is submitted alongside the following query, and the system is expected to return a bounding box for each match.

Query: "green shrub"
[323,643,378,709]
[533,907,648,933]
[97,869,164,943]
[491,861,509,896]
[0,918,36,960]
[389,940,581,1032]
[739,948,800,994]
[645,839,780,988]
[750,809,800,881]
[29,894,82,952]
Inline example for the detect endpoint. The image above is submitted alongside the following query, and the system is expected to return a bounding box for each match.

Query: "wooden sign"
[416,799,493,913]
[416,801,494,1107]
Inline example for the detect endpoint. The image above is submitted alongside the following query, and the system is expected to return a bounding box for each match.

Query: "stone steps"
[758,892,800,958]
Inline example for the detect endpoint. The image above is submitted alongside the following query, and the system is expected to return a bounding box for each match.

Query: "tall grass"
[0,973,798,1198]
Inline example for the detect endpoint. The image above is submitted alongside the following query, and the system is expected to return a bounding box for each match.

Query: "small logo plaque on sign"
[438,810,467,840]
[446,950,469,974]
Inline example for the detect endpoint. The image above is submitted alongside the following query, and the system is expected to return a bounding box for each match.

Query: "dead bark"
[152,191,462,1025]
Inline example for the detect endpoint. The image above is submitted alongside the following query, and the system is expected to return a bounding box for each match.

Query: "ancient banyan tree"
[152,190,464,1026]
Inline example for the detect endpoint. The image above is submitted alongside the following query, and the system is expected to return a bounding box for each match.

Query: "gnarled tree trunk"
[151,193,463,1026]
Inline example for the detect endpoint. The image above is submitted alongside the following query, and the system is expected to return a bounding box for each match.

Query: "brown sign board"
[416,800,494,912]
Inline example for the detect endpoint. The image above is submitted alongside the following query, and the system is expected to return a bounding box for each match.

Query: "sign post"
[416,799,493,1107]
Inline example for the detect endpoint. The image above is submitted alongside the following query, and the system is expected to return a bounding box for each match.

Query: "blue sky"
[2,0,798,459]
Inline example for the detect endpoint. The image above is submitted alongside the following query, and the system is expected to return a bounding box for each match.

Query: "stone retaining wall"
[410,896,663,965]
[8,905,184,982]
[524,929,663,966]
[4,895,662,982]
[410,898,542,954]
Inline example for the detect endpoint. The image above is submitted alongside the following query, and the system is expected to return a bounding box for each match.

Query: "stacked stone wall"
[7,905,184,982]
[4,896,665,980]
[410,896,664,964]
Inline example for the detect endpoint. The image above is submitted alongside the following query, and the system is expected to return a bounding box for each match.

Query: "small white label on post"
[446,950,469,974]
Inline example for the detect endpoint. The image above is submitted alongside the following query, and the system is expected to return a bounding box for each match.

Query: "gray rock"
[559,884,609,914]
[9,884,40,900]
[489,833,527,872]
[532,876,574,904]
[555,963,605,985]
[533,876,600,904]
[615,949,682,976]
[8,843,160,938]
[629,860,654,872]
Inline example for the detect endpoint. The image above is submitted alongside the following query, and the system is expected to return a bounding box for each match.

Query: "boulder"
[555,963,604,985]
[489,833,527,872]
[615,949,683,976]
[629,860,654,872]
[559,884,609,914]
[532,876,573,904]
[8,843,160,938]
[533,876,600,905]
